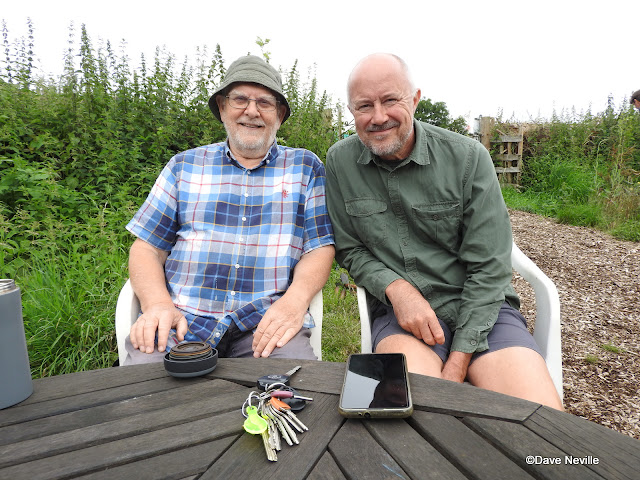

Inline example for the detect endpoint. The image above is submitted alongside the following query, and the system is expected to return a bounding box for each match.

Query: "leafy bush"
[499,100,640,241]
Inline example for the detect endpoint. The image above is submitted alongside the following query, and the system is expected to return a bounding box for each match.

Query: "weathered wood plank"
[464,416,603,480]
[201,392,343,479]
[494,167,521,173]
[0,378,244,446]
[494,154,521,161]
[0,411,243,479]
[364,419,466,479]
[409,410,536,480]
[210,357,345,395]
[212,359,540,421]
[0,385,250,469]
[491,135,523,143]
[76,437,235,480]
[409,374,539,421]
[20,362,167,405]
[307,452,347,480]
[329,420,410,479]
[0,375,200,428]
[524,407,640,480]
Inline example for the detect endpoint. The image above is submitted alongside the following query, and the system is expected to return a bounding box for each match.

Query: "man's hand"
[441,351,472,383]
[129,303,188,354]
[252,245,334,358]
[385,279,445,346]
[252,295,307,358]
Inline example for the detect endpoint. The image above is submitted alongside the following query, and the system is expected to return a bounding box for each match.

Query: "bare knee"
[467,347,563,410]
[376,335,444,377]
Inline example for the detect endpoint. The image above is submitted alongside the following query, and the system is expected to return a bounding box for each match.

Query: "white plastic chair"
[356,241,563,399]
[115,279,324,365]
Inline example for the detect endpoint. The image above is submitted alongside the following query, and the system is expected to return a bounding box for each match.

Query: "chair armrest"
[357,286,373,353]
[115,279,141,366]
[309,290,323,360]
[511,242,563,398]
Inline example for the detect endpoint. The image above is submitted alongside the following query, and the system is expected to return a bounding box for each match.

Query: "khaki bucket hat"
[208,55,291,124]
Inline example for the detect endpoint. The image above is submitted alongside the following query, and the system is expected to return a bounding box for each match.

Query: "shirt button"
[214,332,221,338]
[433,214,440,220]
[235,264,240,269]
[244,193,249,197]
[230,291,236,296]
[239,237,244,242]
[470,339,477,346]
[242,217,247,222]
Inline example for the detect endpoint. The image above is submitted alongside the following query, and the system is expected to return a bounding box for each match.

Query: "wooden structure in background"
[478,116,524,185]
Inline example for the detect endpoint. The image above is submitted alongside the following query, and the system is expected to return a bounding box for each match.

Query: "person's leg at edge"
[466,347,563,410]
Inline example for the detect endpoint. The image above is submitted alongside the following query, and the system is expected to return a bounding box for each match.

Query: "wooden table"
[1,358,638,479]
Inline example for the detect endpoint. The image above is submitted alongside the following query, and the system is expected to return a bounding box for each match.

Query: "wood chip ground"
[510,210,639,439]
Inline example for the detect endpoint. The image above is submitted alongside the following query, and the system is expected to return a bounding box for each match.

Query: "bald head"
[346,53,421,160]
[347,53,416,105]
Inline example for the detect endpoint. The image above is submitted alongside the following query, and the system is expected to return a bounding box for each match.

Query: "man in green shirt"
[326,53,562,409]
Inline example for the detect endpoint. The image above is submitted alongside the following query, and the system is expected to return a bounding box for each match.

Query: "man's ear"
[411,88,422,112]
[278,104,287,123]
[216,94,225,114]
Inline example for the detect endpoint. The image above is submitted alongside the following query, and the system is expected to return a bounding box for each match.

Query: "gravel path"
[509,210,640,439]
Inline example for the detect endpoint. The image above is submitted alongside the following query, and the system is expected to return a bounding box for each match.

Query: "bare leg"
[376,334,444,377]
[467,346,563,410]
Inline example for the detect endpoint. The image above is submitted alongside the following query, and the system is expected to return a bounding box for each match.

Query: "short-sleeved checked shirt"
[126,140,334,348]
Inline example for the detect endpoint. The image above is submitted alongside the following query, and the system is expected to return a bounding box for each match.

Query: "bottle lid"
[0,279,17,293]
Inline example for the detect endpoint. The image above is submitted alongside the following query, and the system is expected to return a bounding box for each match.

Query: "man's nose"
[371,102,388,124]
[243,99,261,116]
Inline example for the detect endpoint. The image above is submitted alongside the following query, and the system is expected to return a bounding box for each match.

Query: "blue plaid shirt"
[126,140,334,348]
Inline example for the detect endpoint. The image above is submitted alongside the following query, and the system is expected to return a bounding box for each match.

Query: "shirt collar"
[357,120,430,168]
[224,139,280,169]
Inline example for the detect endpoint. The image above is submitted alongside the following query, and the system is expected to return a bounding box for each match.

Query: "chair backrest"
[115,279,324,365]
[356,241,563,399]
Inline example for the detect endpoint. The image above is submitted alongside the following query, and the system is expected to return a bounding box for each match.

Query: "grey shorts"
[123,322,317,366]
[370,301,542,365]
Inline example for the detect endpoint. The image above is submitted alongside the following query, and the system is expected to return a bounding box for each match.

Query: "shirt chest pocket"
[412,202,462,253]
[345,198,388,248]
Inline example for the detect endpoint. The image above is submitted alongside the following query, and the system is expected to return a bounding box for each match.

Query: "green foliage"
[600,343,624,354]
[321,265,361,362]
[414,97,468,135]
[584,354,600,364]
[499,100,640,242]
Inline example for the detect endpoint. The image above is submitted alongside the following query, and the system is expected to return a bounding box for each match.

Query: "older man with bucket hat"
[124,55,335,364]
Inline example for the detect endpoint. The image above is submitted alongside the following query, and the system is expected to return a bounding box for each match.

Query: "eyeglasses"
[225,94,279,112]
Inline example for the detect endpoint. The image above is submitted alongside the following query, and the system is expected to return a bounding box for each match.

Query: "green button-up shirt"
[326,120,519,354]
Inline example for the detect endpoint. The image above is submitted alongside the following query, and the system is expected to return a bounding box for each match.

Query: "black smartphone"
[338,353,413,418]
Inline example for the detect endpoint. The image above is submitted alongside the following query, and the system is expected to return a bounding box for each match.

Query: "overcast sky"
[3,0,638,127]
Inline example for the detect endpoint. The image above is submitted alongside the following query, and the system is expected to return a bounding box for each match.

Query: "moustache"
[366,120,400,132]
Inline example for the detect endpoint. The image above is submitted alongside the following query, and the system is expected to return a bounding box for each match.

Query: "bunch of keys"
[241,382,313,462]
